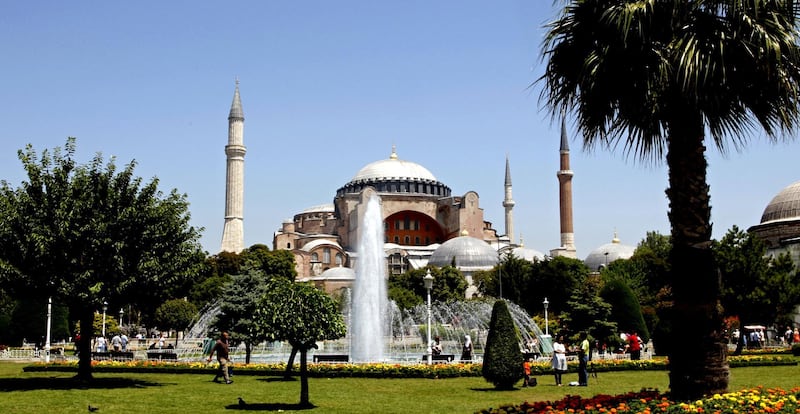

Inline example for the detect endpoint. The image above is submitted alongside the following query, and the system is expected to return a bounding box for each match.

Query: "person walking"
[551,335,567,386]
[207,331,233,384]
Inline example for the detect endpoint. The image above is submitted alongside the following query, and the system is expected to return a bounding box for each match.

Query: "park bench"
[92,351,134,361]
[421,354,454,363]
[312,354,349,363]
[147,350,178,361]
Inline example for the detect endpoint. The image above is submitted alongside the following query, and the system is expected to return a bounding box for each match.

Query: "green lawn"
[0,362,797,413]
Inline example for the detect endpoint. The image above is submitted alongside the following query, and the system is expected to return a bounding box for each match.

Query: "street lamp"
[102,301,108,338]
[543,297,549,336]
[423,269,434,365]
[44,297,52,363]
[119,308,124,327]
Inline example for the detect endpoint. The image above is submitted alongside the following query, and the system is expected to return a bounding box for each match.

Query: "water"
[185,300,221,339]
[350,193,387,362]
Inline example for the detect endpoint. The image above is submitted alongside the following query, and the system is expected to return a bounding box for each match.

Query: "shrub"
[481,300,524,389]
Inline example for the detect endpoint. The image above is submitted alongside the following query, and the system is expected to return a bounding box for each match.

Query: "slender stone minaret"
[220,80,246,253]
[502,155,515,244]
[551,118,577,258]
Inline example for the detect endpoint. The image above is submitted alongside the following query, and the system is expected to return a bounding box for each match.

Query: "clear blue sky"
[2,1,798,259]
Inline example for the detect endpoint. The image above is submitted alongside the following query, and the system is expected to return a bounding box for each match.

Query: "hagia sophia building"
[218,83,800,295]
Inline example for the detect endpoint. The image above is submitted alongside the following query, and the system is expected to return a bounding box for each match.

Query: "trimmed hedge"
[22,354,795,378]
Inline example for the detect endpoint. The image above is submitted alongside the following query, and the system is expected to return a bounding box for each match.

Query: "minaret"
[220,80,246,253]
[502,155,515,243]
[551,118,577,258]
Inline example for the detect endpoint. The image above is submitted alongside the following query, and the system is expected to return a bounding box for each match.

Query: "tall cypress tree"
[482,300,524,389]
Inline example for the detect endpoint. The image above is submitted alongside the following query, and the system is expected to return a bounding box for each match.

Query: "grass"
[0,361,798,413]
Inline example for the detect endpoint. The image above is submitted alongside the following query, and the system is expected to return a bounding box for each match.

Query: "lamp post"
[44,297,52,363]
[423,269,434,365]
[119,308,124,327]
[102,301,108,338]
[543,297,549,336]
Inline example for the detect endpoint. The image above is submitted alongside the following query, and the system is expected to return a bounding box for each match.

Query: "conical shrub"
[482,300,524,389]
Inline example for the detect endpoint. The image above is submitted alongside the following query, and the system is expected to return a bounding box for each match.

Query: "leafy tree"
[153,299,198,347]
[600,279,649,342]
[0,139,204,380]
[713,226,800,353]
[541,0,800,398]
[255,279,346,407]
[211,268,271,364]
[560,278,617,346]
[481,300,524,389]
[475,255,587,318]
[388,266,467,308]
[243,245,297,280]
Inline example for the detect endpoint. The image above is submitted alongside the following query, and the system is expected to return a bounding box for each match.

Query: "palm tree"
[540,0,800,400]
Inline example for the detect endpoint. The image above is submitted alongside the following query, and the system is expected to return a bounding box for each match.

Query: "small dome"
[584,234,635,271]
[350,147,437,183]
[760,181,800,224]
[311,266,355,281]
[302,203,335,214]
[429,236,498,271]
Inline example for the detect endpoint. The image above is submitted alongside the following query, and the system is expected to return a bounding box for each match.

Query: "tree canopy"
[0,138,204,379]
[540,0,800,399]
[254,279,346,406]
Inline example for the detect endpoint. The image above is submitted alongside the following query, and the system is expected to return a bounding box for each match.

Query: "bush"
[792,343,800,356]
[481,300,524,389]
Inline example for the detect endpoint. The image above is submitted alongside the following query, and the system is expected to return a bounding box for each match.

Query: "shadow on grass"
[470,387,520,392]
[225,402,315,411]
[260,377,298,383]
[0,376,163,392]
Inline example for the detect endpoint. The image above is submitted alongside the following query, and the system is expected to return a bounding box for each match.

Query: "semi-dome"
[760,181,800,224]
[584,234,636,271]
[429,235,499,271]
[511,246,546,262]
[311,266,355,281]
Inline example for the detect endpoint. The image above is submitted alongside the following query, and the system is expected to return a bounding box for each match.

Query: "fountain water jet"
[350,193,387,362]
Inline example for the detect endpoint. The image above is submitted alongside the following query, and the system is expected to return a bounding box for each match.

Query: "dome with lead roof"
[336,147,451,197]
[351,151,437,182]
[429,234,499,271]
[584,233,636,271]
[760,181,800,224]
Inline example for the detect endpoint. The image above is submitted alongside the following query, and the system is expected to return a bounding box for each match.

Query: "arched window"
[311,252,319,262]
[335,253,343,266]
[323,248,331,263]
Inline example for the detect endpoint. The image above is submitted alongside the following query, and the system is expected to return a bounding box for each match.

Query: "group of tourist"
[93,333,129,353]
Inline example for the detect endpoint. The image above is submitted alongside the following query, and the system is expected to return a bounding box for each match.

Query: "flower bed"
[23,354,795,378]
[477,386,800,413]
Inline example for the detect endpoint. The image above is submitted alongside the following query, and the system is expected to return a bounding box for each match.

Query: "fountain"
[184,193,552,362]
[349,193,387,362]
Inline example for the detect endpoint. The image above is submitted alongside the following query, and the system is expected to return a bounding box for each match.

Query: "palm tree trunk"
[665,112,729,400]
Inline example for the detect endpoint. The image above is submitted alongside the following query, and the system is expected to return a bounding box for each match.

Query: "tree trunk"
[245,341,251,365]
[284,345,298,379]
[75,309,94,381]
[299,347,311,407]
[665,113,729,400]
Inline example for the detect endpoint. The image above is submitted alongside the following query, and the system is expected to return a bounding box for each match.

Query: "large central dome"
[350,148,437,182]
[336,147,451,197]
[760,180,800,224]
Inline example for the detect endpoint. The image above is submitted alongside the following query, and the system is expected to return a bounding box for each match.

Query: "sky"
[2,1,799,260]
